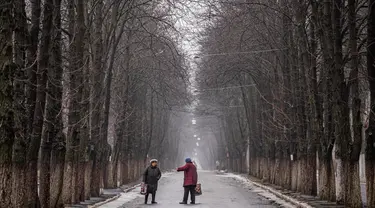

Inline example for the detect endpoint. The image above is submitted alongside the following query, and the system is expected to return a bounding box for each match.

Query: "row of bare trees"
[0,0,189,207]
[196,0,375,207]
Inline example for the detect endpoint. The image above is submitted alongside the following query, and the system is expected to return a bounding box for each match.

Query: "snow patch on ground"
[198,170,213,173]
[98,189,139,208]
[161,171,174,178]
[217,173,249,183]
[216,173,298,208]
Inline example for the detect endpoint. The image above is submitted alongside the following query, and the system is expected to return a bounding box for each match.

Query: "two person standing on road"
[142,159,162,204]
[177,158,198,204]
[142,157,198,205]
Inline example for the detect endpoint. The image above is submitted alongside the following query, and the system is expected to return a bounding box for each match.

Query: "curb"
[244,178,313,208]
[89,184,141,208]
[88,194,121,208]
[122,184,141,193]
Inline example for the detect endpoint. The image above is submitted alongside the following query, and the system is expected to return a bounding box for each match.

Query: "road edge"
[244,176,313,208]
[88,184,141,208]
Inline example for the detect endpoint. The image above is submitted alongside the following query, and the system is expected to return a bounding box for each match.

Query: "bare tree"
[195,0,370,206]
[366,0,375,206]
[0,1,16,206]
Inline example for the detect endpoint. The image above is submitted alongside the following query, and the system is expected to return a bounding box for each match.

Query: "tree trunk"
[318,154,335,201]
[62,0,86,204]
[366,0,375,206]
[39,0,63,207]
[343,0,363,206]
[112,58,130,187]
[121,158,129,185]
[84,160,93,199]
[48,1,65,206]
[61,1,75,203]
[75,6,91,199]
[50,148,65,208]
[344,160,362,207]
[76,62,90,202]
[20,0,41,205]
[0,1,14,198]
[366,158,375,207]
[26,0,54,206]
[95,0,126,194]
[71,0,86,203]
[331,0,349,204]
[102,143,111,189]
[26,0,41,136]
[297,154,317,195]
[90,0,104,197]
[11,0,29,206]
[108,160,116,188]
[90,157,101,196]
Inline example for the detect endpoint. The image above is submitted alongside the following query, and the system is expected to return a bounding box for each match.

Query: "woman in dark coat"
[177,158,198,204]
[143,159,161,204]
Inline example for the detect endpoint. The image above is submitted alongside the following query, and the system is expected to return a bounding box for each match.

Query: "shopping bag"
[140,182,147,195]
[195,183,202,196]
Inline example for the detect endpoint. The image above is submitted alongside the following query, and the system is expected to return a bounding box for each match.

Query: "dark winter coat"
[143,166,161,192]
[177,162,198,187]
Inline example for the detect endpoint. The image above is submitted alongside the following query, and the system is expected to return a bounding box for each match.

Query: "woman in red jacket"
[177,158,198,204]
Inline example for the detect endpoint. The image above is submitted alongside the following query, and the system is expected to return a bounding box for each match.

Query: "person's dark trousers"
[145,191,156,204]
[183,185,196,203]
[152,191,156,202]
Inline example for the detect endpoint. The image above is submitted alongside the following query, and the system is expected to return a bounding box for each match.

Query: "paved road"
[99,171,294,208]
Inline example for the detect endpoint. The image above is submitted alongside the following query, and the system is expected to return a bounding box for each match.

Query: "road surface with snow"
[99,171,295,208]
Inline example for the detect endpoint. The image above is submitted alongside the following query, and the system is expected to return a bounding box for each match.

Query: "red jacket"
[177,162,198,186]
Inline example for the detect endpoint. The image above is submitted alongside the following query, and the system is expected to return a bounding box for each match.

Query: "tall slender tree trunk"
[294,0,316,195]
[317,0,336,201]
[330,0,360,206]
[0,1,15,206]
[331,0,347,204]
[366,0,375,206]
[75,1,90,202]
[49,1,65,207]
[39,0,60,206]
[77,61,90,202]
[62,0,86,204]
[61,1,75,202]
[98,13,123,193]
[11,0,29,206]
[318,153,335,201]
[26,0,54,206]
[26,0,41,136]
[111,63,130,187]
[343,0,363,206]
[72,0,86,203]
[21,0,41,203]
[90,0,104,196]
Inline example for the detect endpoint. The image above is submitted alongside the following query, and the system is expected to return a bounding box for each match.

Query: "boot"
[151,191,157,203]
[145,194,149,204]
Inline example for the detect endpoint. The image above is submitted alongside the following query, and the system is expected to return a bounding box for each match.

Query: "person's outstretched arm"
[177,164,189,172]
